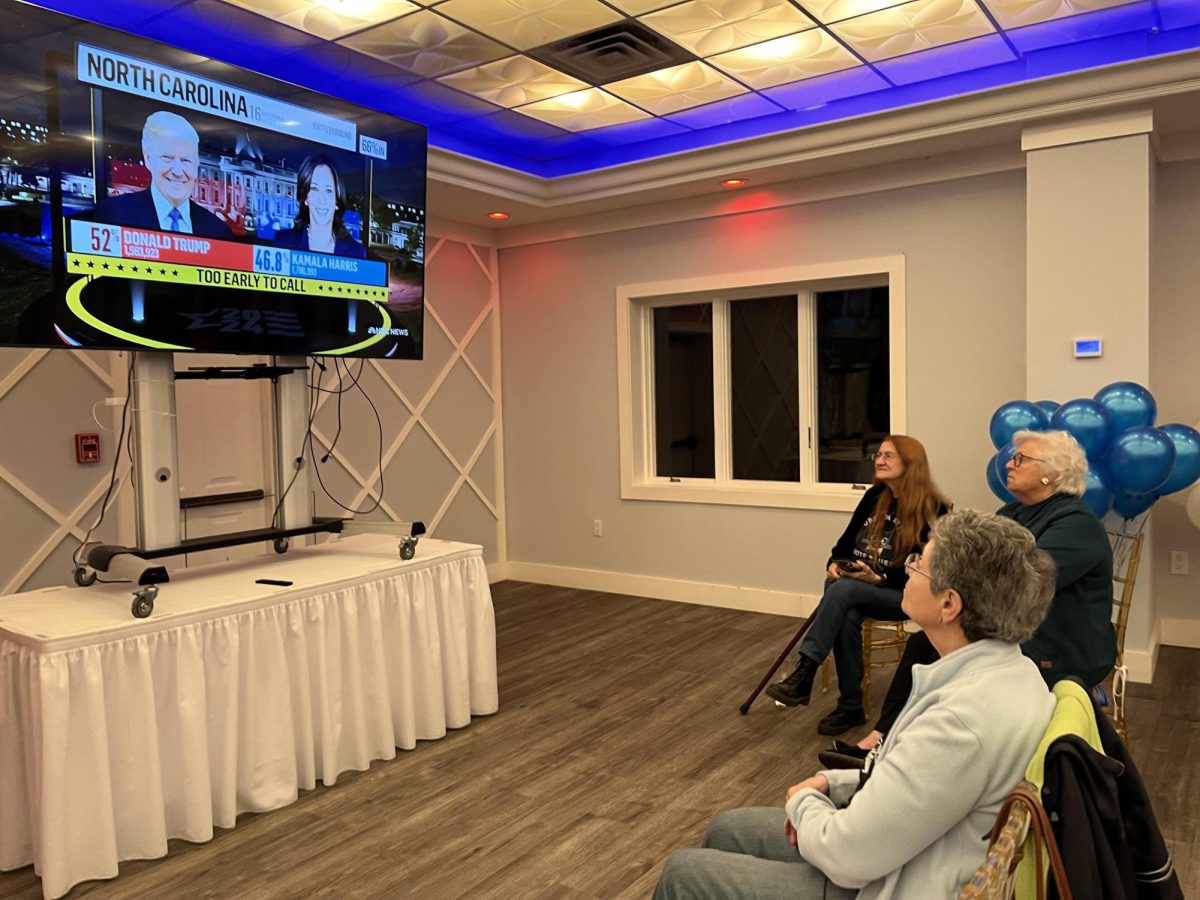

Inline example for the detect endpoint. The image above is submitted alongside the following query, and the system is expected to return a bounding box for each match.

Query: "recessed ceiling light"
[488,211,510,220]
[721,178,749,188]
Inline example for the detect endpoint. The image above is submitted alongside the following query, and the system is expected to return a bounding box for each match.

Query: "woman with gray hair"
[823,428,1115,768]
[653,510,1057,900]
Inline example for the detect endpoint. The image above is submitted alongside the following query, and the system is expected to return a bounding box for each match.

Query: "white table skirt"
[0,535,498,899]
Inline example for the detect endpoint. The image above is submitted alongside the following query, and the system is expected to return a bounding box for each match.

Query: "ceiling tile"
[802,0,914,23]
[642,0,817,56]
[830,0,996,63]
[222,0,420,39]
[762,64,889,108]
[605,61,747,115]
[604,0,686,12]
[438,55,589,107]
[662,90,782,127]
[515,87,651,130]
[339,9,510,77]
[435,0,624,51]
[875,30,1016,83]
[707,29,861,89]
[981,0,1139,30]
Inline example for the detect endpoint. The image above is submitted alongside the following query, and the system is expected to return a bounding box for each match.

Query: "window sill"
[621,480,865,512]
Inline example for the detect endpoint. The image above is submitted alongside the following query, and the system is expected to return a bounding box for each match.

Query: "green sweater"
[999,493,1116,687]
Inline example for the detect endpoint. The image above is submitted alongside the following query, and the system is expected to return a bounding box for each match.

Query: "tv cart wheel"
[399,537,417,561]
[131,586,158,619]
[73,566,97,587]
[273,537,289,554]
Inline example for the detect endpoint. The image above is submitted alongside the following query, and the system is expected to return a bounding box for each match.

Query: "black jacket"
[1042,684,1182,900]
[827,485,943,592]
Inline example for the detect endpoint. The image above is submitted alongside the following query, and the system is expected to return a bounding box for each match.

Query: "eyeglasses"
[904,552,930,579]
[1010,452,1044,468]
[873,451,898,461]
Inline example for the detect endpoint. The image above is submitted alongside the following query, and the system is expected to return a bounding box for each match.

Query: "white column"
[132,351,181,551]
[1023,109,1158,681]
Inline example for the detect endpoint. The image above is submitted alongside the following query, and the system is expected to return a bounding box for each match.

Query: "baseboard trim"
[1158,617,1200,650]
[486,561,509,584]
[502,560,819,618]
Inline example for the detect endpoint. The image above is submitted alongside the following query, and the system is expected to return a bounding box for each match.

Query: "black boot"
[765,655,820,707]
[817,706,867,736]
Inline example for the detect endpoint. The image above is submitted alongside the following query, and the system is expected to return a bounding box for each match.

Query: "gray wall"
[498,170,1028,599]
[1151,157,1200,629]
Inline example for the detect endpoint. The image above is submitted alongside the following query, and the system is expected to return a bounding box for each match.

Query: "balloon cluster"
[987,382,1200,519]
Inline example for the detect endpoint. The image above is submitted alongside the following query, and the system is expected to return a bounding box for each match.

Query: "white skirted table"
[0,534,498,899]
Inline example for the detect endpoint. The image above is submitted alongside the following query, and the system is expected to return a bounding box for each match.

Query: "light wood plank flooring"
[2,581,1196,898]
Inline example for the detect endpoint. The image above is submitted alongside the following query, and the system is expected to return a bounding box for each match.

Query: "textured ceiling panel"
[606,60,748,115]
[982,0,1140,30]
[438,55,588,106]
[708,30,863,89]
[339,9,511,77]
[515,87,652,130]
[435,0,624,52]
[642,0,817,56]
[221,0,420,39]
[830,0,996,63]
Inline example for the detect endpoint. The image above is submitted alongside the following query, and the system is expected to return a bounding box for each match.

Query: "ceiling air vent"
[527,19,696,86]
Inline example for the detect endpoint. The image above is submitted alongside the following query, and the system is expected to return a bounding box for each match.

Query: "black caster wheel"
[399,538,416,560]
[73,566,97,587]
[132,591,155,618]
[273,537,289,554]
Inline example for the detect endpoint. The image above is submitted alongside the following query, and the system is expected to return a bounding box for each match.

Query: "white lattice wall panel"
[311,235,504,563]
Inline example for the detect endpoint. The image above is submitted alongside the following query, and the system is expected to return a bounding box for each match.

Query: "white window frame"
[616,256,906,512]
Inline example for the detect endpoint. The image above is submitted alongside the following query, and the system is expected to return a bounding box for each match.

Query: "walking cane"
[739,612,818,714]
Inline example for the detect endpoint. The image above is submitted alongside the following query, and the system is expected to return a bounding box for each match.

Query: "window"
[617,257,905,511]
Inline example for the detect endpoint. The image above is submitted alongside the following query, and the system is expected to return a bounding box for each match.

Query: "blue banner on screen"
[0,3,426,359]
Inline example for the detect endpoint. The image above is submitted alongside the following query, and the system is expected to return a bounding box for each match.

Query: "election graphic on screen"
[0,8,426,358]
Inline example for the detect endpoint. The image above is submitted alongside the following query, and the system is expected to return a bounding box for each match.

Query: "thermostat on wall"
[1073,338,1103,358]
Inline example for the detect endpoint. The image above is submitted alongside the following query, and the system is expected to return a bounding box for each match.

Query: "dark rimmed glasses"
[1010,451,1044,468]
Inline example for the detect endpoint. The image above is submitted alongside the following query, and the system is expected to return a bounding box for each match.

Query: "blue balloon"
[1112,488,1155,520]
[1107,427,1176,494]
[1050,399,1114,460]
[1035,400,1060,417]
[990,442,1017,483]
[1094,382,1157,434]
[1081,468,1113,519]
[989,401,1049,451]
[1157,423,1200,495]
[987,454,1015,503]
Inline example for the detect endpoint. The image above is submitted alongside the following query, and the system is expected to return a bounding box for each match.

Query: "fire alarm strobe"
[75,433,100,463]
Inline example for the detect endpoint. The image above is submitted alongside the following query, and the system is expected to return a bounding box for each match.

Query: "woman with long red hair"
[767,435,949,736]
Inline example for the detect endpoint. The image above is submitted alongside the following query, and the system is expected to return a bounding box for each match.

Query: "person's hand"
[841,562,881,584]
[826,562,842,581]
[785,819,798,848]
[786,775,830,800]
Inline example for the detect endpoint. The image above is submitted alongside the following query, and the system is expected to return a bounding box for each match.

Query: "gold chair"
[1101,529,1143,741]
[958,780,1073,900]
[819,618,911,718]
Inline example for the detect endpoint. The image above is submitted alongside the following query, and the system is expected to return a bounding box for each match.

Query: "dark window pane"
[653,304,714,478]
[731,296,800,482]
[816,287,890,484]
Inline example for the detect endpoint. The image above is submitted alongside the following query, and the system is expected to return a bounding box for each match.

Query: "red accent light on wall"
[720,178,749,188]
[487,211,509,220]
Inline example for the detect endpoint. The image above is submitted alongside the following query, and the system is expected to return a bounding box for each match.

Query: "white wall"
[1150,157,1200,646]
[498,170,1027,606]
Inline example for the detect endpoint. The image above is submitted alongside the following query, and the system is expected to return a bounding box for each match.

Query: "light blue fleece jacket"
[784,638,1054,899]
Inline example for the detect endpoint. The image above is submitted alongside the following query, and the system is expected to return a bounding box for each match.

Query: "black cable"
[307,356,385,516]
[73,353,136,568]
[270,357,322,530]
[322,357,347,463]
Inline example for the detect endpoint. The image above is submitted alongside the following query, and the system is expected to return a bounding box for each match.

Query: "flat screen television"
[0,2,426,358]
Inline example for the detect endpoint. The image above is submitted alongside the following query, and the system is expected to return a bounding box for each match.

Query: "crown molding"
[427,49,1200,216]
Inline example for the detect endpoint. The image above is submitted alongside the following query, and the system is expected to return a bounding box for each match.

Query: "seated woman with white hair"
[829,428,1115,767]
[653,509,1057,900]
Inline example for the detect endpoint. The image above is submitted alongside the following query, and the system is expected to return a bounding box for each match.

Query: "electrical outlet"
[592,519,603,537]
[1170,551,1189,575]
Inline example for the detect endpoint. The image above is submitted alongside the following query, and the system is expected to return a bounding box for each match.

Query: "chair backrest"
[1106,530,1144,668]
[958,790,1032,899]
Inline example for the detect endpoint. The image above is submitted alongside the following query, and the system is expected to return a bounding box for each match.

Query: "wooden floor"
[3,582,1197,899]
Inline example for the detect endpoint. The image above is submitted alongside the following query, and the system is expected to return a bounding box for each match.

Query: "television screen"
[0,2,426,358]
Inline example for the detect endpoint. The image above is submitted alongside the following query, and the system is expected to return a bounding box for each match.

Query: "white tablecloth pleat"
[0,538,497,899]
